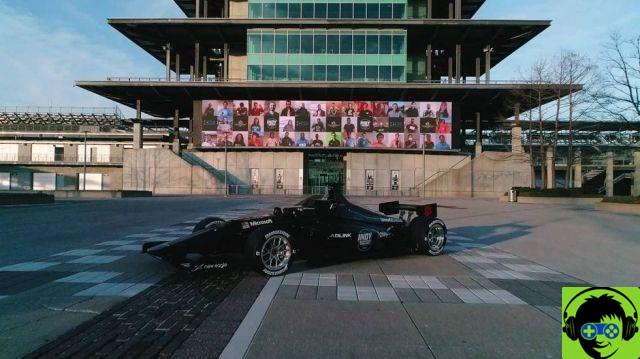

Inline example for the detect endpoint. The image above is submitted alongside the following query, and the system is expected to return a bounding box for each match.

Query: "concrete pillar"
[194,43,200,80]
[448,2,454,19]
[485,47,492,84]
[475,112,482,156]
[426,44,432,81]
[633,150,640,196]
[455,44,461,83]
[190,65,194,81]
[574,150,582,188]
[173,109,180,153]
[512,103,522,153]
[475,57,481,84]
[427,0,432,19]
[175,54,181,81]
[447,57,453,83]
[196,0,201,18]
[133,100,143,149]
[606,151,614,197]
[546,147,555,189]
[204,0,209,17]
[164,44,171,81]
[202,56,207,81]
[455,0,461,19]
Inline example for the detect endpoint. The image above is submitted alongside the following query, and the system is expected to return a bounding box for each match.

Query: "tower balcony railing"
[104,76,533,85]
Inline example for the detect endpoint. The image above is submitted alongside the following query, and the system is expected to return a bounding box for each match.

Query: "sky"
[0,0,638,117]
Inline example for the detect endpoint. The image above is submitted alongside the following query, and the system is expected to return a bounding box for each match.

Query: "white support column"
[133,100,143,149]
[196,0,201,18]
[512,103,522,154]
[484,46,492,84]
[164,44,171,81]
[223,43,230,80]
[427,0,432,19]
[475,112,482,156]
[633,150,640,196]
[175,53,181,81]
[546,147,555,189]
[573,150,582,188]
[202,56,207,81]
[173,109,180,153]
[448,2,454,19]
[455,0,462,19]
[447,57,453,83]
[204,0,209,17]
[606,151,614,197]
[194,43,200,80]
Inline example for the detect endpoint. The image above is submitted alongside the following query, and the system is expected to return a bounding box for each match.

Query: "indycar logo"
[241,218,273,229]
[328,233,352,239]
[357,230,374,252]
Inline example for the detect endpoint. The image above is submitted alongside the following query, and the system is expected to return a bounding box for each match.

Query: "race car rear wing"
[379,201,437,218]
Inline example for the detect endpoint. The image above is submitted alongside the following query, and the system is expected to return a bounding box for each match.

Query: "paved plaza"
[1,196,638,358]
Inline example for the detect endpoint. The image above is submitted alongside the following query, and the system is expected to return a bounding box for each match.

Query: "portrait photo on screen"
[356,101,374,119]
[280,100,296,116]
[249,116,264,137]
[217,131,233,147]
[233,114,248,131]
[404,133,419,148]
[326,117,342,132]
[263,101,280,128]
[203,117,218,131]
[248,131,264,147]
[280,131,295,147]
[388,117,404,133]
[310,133,325,147]
[234,100,249,121]
[420,102,437,119]
[310,102,326,117]
[294,132,311,147]
[201,131,217,148]
[249,100,265,116]
[433,133,452,150]
[404,117,419,133]
[372,117,389,133]
[387,132,404,148]
[326,132,342,147]
[264,131,280,147]
[372,101,388,117]
[368,132,388,148]
[356,132,372,148]
[294,101,311,121]
[342,101,357,117]
[357,116,373,133]
[311,117,326,132]
[404,101,420,118]
[387,101,404,119]
[216,116,232,136]
[231,131,247,147]
[421,133,436,149]
[343,131,357,148]
[280,116,296,133]
[202,100,218,120]
[217,100,234,124]
[342,117,357,138]
[326,101,343,118]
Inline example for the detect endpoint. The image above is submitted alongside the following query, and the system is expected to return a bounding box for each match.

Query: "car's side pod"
[379,201,438,218]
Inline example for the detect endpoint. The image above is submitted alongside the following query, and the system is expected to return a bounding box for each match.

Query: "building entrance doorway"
[305,151,345,194]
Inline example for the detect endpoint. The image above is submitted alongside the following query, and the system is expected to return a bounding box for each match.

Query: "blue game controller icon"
[581,323,620,340]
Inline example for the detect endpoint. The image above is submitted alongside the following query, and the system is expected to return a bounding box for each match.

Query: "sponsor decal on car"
[381,217,403,223]
[357,229,374,252]
[242,218,273,229]
[329,233,352,239]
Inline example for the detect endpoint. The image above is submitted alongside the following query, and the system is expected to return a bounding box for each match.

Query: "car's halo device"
[143,188,447,276]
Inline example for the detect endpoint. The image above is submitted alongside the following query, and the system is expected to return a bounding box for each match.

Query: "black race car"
[143,188,447,276]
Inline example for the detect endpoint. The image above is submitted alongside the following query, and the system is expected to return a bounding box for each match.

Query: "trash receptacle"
[508,189,518,203]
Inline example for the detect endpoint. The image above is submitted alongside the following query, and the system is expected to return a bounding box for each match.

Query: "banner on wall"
[202,100,453,150]
[251,168,259,189]
[365,169,375,191]
[391,170,400,191]
[275,168,284,189]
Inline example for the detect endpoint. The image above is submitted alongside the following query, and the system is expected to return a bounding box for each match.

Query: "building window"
[248,0,406,19]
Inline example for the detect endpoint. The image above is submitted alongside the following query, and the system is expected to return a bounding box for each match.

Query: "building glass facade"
[247,29,406,81]
[248,0,407,19]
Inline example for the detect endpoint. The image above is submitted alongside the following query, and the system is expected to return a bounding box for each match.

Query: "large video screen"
[201,100,452,150]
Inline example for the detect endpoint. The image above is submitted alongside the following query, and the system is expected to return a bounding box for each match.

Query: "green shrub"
[506,187,603,198]
[602,196,640,204]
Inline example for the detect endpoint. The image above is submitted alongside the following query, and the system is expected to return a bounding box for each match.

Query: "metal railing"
[0,106,123,118]
[102,76,537,85]
[0,153,123,164]
[0,124,115,133]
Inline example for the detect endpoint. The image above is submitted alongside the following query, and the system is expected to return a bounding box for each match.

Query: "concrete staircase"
[180,151,250,194]
[583,169,604,182]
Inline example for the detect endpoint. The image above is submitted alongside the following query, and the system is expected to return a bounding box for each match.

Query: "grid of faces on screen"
[201,100,452,150]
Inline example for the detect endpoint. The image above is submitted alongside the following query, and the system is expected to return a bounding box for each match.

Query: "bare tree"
[597,32,640,122]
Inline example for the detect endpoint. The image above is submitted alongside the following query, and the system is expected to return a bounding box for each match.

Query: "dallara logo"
[329,233,352,239]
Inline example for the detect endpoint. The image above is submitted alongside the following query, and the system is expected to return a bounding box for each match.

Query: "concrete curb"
[596,202,640,216]
[500,196,602,205]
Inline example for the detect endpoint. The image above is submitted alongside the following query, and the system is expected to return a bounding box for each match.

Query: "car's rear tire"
[244,226,293,276]
[410,217,447,256]
[193,217,226,233]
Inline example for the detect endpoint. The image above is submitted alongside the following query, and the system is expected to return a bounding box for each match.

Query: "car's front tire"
[244,226,293,276]
[410,217,447,256]
[193,216,226,233]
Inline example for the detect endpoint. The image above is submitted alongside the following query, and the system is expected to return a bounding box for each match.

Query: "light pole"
[224,131,228,197]
[83,130,88,191]
[422,137,426,198]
